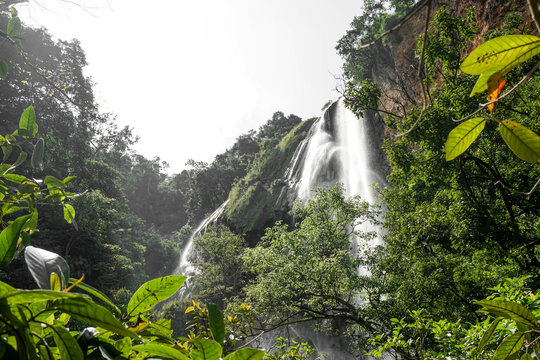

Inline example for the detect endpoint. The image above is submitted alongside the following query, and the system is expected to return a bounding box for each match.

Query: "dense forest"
[0,0,539,359]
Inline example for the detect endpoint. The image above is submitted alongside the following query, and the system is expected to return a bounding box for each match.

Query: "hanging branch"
[394,0,432,138]
[357,0,431,50]
[527,0,540,33]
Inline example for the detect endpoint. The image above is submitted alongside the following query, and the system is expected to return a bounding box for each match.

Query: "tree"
[238,184,380,341]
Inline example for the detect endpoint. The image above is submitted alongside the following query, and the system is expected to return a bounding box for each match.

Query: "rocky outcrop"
[370,0,535,116]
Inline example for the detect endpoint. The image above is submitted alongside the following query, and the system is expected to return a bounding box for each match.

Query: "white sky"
[17,0,361,174]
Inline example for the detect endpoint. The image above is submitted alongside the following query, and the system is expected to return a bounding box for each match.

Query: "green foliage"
[240,184,379,332]
[190,225,246,307]
[343,79,382,118]
[0,246,266,359]
[126,275,186,318]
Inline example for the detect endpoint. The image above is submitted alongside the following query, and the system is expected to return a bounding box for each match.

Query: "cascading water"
[173,99,385,358]
[174,200,229,278]
[272,99,386,359]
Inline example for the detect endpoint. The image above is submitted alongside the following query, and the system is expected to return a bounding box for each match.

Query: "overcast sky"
[18,0,362,174]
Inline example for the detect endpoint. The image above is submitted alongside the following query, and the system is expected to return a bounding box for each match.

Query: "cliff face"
[370,0,535,116]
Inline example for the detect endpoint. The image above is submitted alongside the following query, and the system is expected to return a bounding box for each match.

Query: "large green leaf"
[207,304,225,345]
[477,318,502,353]
[477,300,539,328]
[190,339,222,360]
[461,35,540,75]
[2,289,81,304]
[493,332,525,360]
[68,278,121,315]
[132,344,189,360]
[223,348,266,360]
[51,324,84,360]
[7,16,21,37]
[49,297,136,338]
[445,117,486,161]
[24,246,70,290]
[126,275,186,317]
[0,214,31,267]
[499,120,540,164]
[469,69,500,96]
[18,106,37,138]
[63,204,76,225]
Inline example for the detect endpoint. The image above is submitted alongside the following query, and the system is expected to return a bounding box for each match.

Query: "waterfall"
[294,99,382,204]
[268,99,386,359]
[174,200,229,277]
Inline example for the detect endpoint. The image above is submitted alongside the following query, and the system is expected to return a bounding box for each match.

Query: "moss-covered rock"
[224,118,316,236]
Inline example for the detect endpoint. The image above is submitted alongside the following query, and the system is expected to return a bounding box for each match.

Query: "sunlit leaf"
[190,339,222,360]
[19,105,37,138]
[7,16,21,37]
[461,35,540,75]
[493,332,525,360]
[44,175,65,188]
[3,289,81,304]
[478,318,502,353]
[470,69,499,97]
[477,300,539,328]
[50,272,61,291]
[207,304,225,344]
[486,75,505,112]
[445,117,486,161]
[0,214,31,267]
[63,204,75,224]
[0,60,7,80]
[133,344,189,360]
[24,246,70,290]
[498,120,540,164]
[49,296,136,338]
[51,324,84,360]
[127,275,186,317]
[67,278,121,315]
[223,348,266,360]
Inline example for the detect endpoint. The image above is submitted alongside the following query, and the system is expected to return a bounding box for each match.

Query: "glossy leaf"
[19,106,37,137]
[31,138,44,171]
[50,272,61,291]
[461,35,540,75]
[3,289,81,304]
[223,348,266,360]
[477,300,539,328]
[521,352,534,360]
[493,332,525,360]
[68,278,121,315]
[0,60,7,80]
[44,176,65,188]
[499,120,540,164]
[207,303,225,344]
[445,117,486,161]
[63,204,75,224]
[133,344,189,360]
[470,69,499,96]
[24,246,70,290]
[0,214,31,267]
[190,339,222,360]
[49,296,136,338]
[127,275,186,317]
[477,318,502,353]
[7,16,21,37]
[51,324,84,360]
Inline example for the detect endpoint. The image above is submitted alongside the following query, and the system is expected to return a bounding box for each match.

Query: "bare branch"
[527,0,540,33]
[357,0,431,50]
